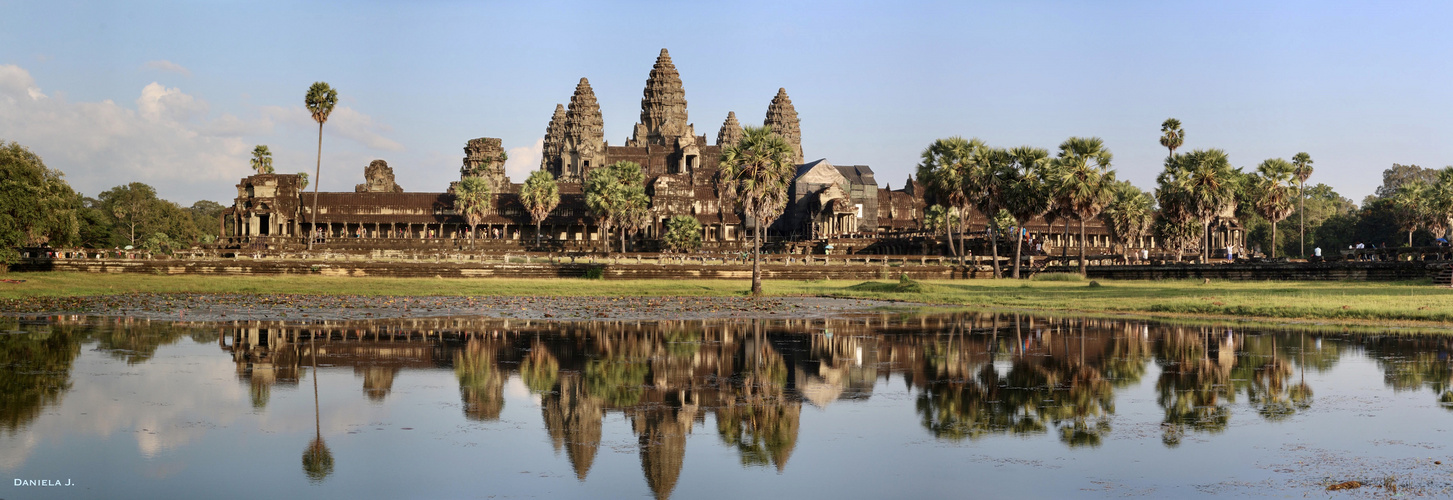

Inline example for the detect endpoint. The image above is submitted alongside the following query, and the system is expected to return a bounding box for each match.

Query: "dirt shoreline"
[0,293,923,323]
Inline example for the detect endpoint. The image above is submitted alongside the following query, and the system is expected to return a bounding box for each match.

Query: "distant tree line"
[7,112,1453,268]
[915,119,1453,277]
[1,140,224,263]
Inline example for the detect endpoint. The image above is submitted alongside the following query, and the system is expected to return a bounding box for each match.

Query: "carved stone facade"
[717,111,743,148]
[555,78,606,183]
[764,88,804,164]
[782,159,880,238]
[461,137,509,192]
[541,104,566,173]
[355,160,404,193]
[627,49,694,148]
[222,49,1130,256]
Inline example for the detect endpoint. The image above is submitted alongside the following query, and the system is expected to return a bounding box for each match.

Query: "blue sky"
[3,0,1451,206]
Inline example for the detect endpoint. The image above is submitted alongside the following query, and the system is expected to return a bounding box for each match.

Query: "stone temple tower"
[627,49,694,148]
[558,78,605,182]
[461,137,509,192]
[717,111,743,148]
[541,104,566,175]
[764,88,804,164]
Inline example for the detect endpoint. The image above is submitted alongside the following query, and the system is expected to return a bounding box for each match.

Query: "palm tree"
[618,190,650,253]
[302,334,333,482]
[924,205,958,256]
[250,145,274,174]
[1426,167,1453,241]
[584,166,622,252]
[305,82,338,251]
[1390,180,1430,247]
[585,161,647,253]
[1102,181,1154,262]
[520,170,560,248]
[1160,119,1184,158]
[1001,146,1052,278]
[1251,158,1295,258]
[719,126,797,296]
[1053,137,1115,275]
[454,176,492,242]
[1291,152,1313,256]
[1176,149,1238,261]
[917,137,986,265]
[970,147,1015,278]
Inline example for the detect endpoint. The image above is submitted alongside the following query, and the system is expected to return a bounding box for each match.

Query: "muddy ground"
[0,293,925,322]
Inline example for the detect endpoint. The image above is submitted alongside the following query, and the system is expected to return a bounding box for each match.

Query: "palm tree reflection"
[915,317,1116,447]
[302,332,333,482]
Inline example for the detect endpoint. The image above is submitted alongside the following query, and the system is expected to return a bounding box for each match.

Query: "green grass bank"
[2,272,1451,327]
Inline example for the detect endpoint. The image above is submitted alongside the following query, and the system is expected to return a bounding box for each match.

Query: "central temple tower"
[627,49,695,148]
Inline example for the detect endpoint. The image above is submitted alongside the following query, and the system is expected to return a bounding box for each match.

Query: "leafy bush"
[662,215,703,253]
[583,265,605,280]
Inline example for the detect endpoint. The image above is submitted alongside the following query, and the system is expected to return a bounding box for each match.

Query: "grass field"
[3,272,1451,327]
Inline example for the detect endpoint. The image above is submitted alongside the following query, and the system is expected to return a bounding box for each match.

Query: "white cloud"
[137,82,208,122]
[0,64,407,203]
[262,104,405,152]
[504,138,544,181]
[144,60,192,78]
[0,65,251,201]
[0,64,46,101]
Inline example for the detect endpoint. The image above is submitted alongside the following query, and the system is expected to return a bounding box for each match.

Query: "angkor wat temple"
[221,49,1178,256]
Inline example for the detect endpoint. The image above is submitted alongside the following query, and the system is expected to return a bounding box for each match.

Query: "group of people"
[311,227,518,241]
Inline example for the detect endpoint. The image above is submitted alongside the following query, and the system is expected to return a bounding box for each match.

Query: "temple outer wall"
[7,258,1439,281]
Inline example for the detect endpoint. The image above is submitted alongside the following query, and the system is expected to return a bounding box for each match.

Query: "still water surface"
[2,313,1452,499]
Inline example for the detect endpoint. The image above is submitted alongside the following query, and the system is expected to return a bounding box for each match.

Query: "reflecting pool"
[2,313,1452,498]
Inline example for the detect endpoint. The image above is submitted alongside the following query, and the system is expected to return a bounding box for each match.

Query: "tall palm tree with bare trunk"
[1251,158,1295,258]
[1175,149,1238,261]
[1291,152,1313,257]
[917,137,986,266]
[454,176,492,243]
[520,169,560,248]
[305,82,337,250]
[302,334,333,482]
[1053,137,1116,275]
[1102,181,1154,262]
[1160,118,1184,158]
[720,126,796,296]
[1002,146,1052,279]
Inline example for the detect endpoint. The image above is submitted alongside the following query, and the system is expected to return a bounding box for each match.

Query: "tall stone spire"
[717,111,743,147]
[764,88,803,164]
[561,78,605,181]
[541,104,566,175]
[629,48,692,147]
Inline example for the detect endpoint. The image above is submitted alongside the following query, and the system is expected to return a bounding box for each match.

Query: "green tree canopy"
[917,137,987,263]
[1102,181,1154,261]
[1001,146,1053,278]
[97,183,199,248]
[305,82,338,251]
[1159,118,1184,158]
[0,141,80,262]
[1052,137,1115,274]
[585,161,648,252]
[1250,158,1296,257]
[454,176,492,239]
[250,145,275,174]
[520,169,560,246]
[1161,149,1236,261]
[720,126,797,295]
[663,215,703,253]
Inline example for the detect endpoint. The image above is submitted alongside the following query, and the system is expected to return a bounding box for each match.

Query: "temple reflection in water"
[7,313,1450,499]
[201,312,1452,499]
